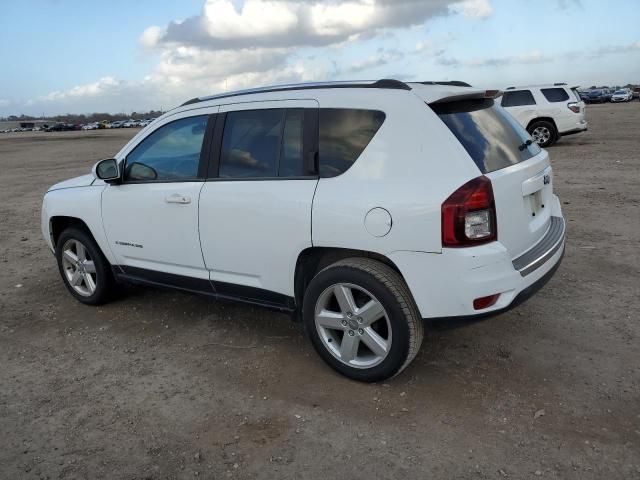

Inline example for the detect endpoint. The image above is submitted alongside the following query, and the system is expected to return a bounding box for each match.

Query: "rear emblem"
[543,174,551,185]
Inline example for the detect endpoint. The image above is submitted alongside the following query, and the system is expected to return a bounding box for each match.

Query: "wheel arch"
[50,216,98,248]
[293,247,403,321]
[526,116,558,133]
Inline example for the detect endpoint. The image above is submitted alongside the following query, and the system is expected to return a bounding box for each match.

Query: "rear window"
[319,109,385,178]
[571,88,582,101]
[501,90,536,107]
[541,88,570,102]
[432,98,541,173]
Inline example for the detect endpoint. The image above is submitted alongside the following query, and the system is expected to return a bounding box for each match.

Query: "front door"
[102,112,216,289]
[198,100,319,303]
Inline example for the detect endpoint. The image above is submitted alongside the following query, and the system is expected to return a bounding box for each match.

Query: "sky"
[1,0,639,117]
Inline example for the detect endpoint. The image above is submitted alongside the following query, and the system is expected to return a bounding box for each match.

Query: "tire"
[302,258,424,382]
[528,120,557,148]
[55,227,115,305]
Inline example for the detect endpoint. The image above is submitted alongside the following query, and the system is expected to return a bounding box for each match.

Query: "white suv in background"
[42,80,566,382]
[501,83,587,147]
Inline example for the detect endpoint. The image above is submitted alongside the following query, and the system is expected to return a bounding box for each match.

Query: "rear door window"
[501,90,536,107]
[218,108,306,178]
[432,98,541,174]
[319,109,385,178]
[541,88,570,102]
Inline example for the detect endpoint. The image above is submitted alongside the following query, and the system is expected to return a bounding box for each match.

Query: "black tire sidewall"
[55,228,112,305]
[303,265,412,382]
[528,121,557,148]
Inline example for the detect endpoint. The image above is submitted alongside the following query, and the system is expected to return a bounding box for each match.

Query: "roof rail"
[181,78,411,107]
[553,82,567,86]
[506,87,515,90]
[420,80,472,87]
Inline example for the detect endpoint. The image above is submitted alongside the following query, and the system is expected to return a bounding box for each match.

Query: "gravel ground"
[0,103,639,479]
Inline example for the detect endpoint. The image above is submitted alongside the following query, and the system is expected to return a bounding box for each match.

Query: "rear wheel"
[55,227,115,305]
[303,258,424,382]
[528,120,557,148]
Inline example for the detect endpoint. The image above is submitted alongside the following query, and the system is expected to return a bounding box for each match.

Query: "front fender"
[41,185,115,264]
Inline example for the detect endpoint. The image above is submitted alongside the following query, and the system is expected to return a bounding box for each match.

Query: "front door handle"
[165,193,191,204]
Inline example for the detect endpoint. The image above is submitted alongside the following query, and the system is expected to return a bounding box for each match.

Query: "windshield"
[614,90,625,94]
[432,98,541,174]
[590,90,602,95]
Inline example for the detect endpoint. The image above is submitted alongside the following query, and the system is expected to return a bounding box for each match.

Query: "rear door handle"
[165,193,191,204]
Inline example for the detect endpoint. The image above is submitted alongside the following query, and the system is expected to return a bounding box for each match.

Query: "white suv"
[501,83,587,147]
[41,79,566,382]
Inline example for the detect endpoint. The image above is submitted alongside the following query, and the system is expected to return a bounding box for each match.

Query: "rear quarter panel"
[311,90,480,256]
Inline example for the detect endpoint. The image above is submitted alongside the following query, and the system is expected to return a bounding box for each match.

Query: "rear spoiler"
[429,89,503,104]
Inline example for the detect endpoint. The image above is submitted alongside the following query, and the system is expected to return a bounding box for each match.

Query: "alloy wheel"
[314,283,392,369]
[531,126,551,145]
[61,239,97,296]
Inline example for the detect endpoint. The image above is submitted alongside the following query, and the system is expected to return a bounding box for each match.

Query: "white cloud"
[40,77,122,102]
[140,26,163,48]
[448,0,492,18]
[203,0,299,39]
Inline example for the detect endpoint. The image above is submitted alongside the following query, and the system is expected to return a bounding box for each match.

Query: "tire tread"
[318,257,424,378]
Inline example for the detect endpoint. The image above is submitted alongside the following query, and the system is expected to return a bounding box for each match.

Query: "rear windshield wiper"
[518,139,533,151]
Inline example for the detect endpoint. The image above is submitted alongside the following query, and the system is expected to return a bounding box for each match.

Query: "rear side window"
[541,88,570,102]
[432,98,541,174]
[219,109,304,178]
[501,90,536,107]
[319,109,385,178]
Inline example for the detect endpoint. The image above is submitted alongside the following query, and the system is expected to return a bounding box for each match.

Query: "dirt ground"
[0,103,639,480]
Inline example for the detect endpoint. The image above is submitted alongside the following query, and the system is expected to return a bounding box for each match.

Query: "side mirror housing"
[92,158,120,184]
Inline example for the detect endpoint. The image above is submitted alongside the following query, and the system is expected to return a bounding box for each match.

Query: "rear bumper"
[427,247,564,330]
[389,210,565,320]
[559,120,587,136]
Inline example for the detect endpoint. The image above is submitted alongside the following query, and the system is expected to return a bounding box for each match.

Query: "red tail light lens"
[442,176,497,247]
[567,102,580,113]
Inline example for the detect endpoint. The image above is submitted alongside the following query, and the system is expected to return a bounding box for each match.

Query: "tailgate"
[430,95,558,259]
[486,151,554,258]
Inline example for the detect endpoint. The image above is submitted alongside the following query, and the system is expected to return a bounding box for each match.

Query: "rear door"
[198,100,319,301]
[500,89,537,128]
[432,98,555,259]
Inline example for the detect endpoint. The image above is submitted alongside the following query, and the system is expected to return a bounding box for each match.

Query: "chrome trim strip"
[512,216,565,277]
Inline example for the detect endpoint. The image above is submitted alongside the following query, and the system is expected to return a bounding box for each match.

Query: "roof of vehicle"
[178,79,487,108]
[505,83,579,90]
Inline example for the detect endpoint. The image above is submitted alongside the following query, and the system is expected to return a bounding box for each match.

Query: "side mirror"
[92,158,120,183]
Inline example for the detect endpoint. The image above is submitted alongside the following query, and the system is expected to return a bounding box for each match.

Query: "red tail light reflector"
[473,294,500,310]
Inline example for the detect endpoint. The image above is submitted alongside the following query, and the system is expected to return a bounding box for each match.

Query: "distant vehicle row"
[578,88,636,103]
[0,118,157,133]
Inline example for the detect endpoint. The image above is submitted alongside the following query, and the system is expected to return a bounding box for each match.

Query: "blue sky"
[1,0,638,116]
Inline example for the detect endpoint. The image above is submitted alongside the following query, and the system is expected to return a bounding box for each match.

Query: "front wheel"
[528,120,557,148]
[55,227,115,305]
[303,258,424,382]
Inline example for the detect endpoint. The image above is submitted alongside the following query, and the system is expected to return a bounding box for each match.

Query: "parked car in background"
[46,123,76,132]
[41,79,566,381]
[611,89,633,102]
[632,87,640,100]
[585,89,607,104]
[501,83,587,147]
[81,123,98,130]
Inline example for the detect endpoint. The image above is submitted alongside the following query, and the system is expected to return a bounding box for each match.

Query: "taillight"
[441,176,497,247]
[567,102,580,113]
